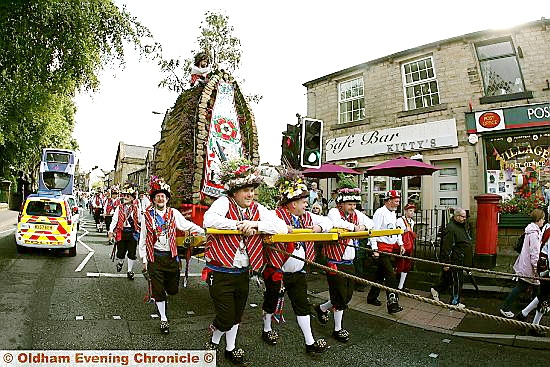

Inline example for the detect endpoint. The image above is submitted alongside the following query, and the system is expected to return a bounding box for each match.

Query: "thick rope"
[345,240,550,282]
[264,244,550,333]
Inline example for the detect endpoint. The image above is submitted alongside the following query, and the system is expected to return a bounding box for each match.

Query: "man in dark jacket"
[430,208,472,308]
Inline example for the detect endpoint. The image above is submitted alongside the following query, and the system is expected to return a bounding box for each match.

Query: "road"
[0,210,549,366]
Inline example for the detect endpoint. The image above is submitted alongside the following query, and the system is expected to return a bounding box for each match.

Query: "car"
[15,193,78,256]
[62,194,80,230]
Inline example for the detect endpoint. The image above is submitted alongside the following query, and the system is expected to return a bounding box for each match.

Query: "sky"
[72,0,548,172]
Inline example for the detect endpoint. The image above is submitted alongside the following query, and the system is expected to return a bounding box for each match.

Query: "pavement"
[1,209,549,350]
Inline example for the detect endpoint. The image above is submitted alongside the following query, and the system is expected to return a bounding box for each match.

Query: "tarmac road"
[0,210,549,366]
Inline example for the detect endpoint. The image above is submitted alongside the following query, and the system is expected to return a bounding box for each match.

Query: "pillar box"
[474,193,501,269]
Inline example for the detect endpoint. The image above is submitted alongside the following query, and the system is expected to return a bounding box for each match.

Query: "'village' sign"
[325,119,458,161]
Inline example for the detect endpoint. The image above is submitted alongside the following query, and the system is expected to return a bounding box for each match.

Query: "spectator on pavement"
[430,208,473,308]
[499,208,545,318]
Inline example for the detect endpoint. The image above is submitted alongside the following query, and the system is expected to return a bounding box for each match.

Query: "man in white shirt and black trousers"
[367,190,405,314]
[138,177,204,335]
[262,169,332,354]
[202,158,287,366]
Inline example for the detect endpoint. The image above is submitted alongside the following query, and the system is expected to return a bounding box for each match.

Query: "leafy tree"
[0,0,160,179]
[159,11,242,93]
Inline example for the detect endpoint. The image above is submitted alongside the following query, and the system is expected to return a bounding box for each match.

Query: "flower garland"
[219,158,263,190]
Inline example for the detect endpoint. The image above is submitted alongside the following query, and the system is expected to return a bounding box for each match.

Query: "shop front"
[466,102,550,226]
[324,118,460,212]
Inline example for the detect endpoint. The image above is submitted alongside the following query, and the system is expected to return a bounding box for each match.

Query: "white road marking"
[75,227,94,272]
[0,228,15,236]
[86,272,202,278]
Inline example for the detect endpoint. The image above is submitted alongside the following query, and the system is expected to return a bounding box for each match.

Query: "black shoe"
[400,287,410,293]
[203,340,219,350]
[116,262,123,272]
[314,304,330,325]
[367,298,382,306]
[160,320,169,334]
[527,328,547,337]
[387,303,404,314]
[306,338,329,353]
[332,329,350,343]
[514,312,527,322]
[355,284,367,292]
[224,348,245,365]
[127,271,134,280]
[262,330,278,345]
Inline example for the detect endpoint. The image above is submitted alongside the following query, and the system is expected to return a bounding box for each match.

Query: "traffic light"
[300,118,323,168]
[281,124,301,169]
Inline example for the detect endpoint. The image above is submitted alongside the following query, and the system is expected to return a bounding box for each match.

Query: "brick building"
[303,19,550,220]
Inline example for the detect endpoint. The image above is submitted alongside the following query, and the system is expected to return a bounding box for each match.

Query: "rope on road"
[265,244,550,333]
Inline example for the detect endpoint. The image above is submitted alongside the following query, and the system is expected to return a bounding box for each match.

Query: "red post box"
[474,194,502,269]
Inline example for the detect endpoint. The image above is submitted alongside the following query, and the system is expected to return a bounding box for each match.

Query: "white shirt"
[281,211,334,273]
[396,216,415,232]
[370,205,403,250]
[138,207,204,263]
[203,196,288,267]
[328,207,374,260]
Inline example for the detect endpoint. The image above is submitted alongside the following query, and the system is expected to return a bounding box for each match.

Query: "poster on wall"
[484,131,550,201]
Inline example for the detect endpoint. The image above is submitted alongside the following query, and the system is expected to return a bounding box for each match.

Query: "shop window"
[402,56,440,110]
[484,131,550,200]
[476,39,525,97]
[338,77,365,124]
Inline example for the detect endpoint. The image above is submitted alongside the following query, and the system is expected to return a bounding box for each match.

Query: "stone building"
[303,19,550,219]
[113,142,153,186]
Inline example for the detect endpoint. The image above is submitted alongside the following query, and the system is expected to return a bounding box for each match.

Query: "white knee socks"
[320,300,332,313]
[156,301,167,321]
[225,324,239,351]
[211,329,224,344]
[533,310,544,325]
[334,309,343,331]
[398,272,407,289]
[263,313,272,332]
[297,315,315,345]
[127,258,134,272]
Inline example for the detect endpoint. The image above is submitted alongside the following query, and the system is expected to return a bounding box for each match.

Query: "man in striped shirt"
[202,158,287,365]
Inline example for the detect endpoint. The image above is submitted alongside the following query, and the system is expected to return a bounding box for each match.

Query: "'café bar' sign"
[325,118,458,161]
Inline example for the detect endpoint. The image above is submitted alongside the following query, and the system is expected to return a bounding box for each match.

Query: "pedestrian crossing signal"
[300,118,323,168]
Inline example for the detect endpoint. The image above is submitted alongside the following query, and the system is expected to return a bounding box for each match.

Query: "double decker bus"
[38,148,76,195]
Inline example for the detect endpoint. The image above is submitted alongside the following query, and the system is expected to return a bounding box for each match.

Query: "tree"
[159,11,242,93]
[0,0,160,178]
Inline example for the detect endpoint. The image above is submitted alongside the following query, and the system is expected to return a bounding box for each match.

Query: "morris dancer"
[368,190,405,314]
[395,203,416,292]
[202,158,287,366]
[261,169,330,353]
[108,185,140,279]
[103,189,120,237]
[91,191,104,232]
[138,177,204,334]
[315,175,373,343]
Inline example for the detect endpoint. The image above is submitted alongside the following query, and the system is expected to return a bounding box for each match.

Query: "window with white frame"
[338,77,365,124]
[402,56,440,110]
[476,38,525,96]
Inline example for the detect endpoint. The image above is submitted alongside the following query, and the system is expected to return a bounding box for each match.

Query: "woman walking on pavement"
[499,208,545,319]
[513,221,550,337]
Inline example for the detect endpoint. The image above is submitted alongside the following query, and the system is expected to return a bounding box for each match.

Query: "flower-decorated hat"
[219,157,263,194]
[121,183,137,197]
[336,173,362,203]
[275,168,309,206]
[149,176,171,200]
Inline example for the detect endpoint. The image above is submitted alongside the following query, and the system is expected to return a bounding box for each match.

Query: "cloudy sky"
[73,0,547,171]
